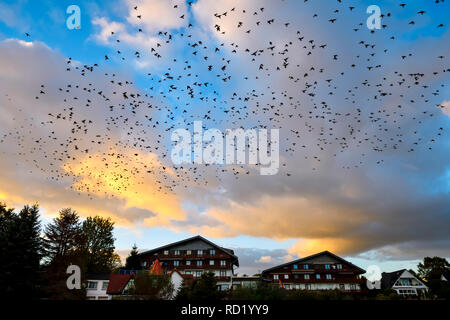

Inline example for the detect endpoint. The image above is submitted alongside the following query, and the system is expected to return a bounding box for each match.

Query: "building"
[137,235,239,291]
[380,269,428,296]
[231,276,263,289]
[106,274,135,299]
[261,251,365,291]
[86,274,111,300]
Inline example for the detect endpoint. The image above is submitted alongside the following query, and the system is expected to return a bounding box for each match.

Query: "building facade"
[86,274,111,300]
[137,235,239,290]
[261,251,365,291]
[381,269,428,296]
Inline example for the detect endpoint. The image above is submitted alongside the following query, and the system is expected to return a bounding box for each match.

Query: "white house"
[381,269,428,296]
[169,269,186,299]
[86,274,111,300]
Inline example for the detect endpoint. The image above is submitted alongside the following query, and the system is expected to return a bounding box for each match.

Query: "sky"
[0,0,449,279]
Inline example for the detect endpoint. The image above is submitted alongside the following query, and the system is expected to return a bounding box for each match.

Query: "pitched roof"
[149,259,163,275]
[137,235,239,267]
[380,269,406,289]
[261,250,366,275]
[106,274,134,295]
[442,272,450,282]
[86,273,111,281]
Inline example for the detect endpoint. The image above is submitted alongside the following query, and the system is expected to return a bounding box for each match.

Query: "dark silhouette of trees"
[0,203,42,299]
[125,244,141,270]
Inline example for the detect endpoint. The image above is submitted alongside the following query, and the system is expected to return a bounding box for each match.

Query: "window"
[305,284,311,290]
[337,264,342,270]
[186,250,192,255]
[325,264,330,270]
[197,250,203,255]
[87,281,98,289]
[197,260,203,266]
[210,249,215,255]
[195,271,202,278]
[274,274,279,280]
[304,274,310,280]
[174,261,180,267]
[294,274,299,279]
[293,264,298,269]
[220,270,227,277]
[163,250,169,255]
[186,260,191,266]
[350,284,357,290]
[209,260,215,266]
[102,281,109,290]
[220,260,226,267]
[284,274,289,279]
[326,274,332,280]
[304,264,309,270]
[295,284,300,290]
[316,274,321,279]
[142,261,147,267]
[185,271,192,275]
[174,250,180,255]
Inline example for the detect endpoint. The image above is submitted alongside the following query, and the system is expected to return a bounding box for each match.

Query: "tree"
[81,216,117,273]
[417,257,450,281]
[43,208,83,264]
[0,203,42,299]
[131,273,174,300]
[41,208,85,299]
[125,244,141,270]
[177,271,224,300]
[417,257,450,300]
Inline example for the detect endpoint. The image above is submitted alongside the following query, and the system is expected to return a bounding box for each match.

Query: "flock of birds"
[1,0,448,200]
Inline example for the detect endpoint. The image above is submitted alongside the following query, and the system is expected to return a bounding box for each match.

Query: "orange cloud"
[62,148,186,223]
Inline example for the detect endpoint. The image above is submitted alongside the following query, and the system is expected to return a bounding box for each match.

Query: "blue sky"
[0,0,449,278]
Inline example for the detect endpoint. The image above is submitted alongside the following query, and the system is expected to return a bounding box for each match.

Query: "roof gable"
[106,274,134,295]
[137,235,239,266]
[262,251,365,274]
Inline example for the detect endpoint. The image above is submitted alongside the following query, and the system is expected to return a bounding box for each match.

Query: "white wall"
[86,280,110,300]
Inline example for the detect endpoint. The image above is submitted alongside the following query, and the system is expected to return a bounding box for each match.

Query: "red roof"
[149,259,163,275]
[106,274,134,294]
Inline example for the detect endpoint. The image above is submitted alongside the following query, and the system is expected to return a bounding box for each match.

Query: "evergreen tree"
[43,208,83,264]
[0,203,42,299]
[125,244,141,270]
[41,208,86,299]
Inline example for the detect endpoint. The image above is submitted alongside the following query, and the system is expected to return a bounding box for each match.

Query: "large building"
[261,251,365,291]
[136,235,239,290]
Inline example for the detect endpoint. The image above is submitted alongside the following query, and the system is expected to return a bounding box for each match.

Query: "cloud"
[125,0,188,33]
[0,39,186,227]
[439,101,450,117]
